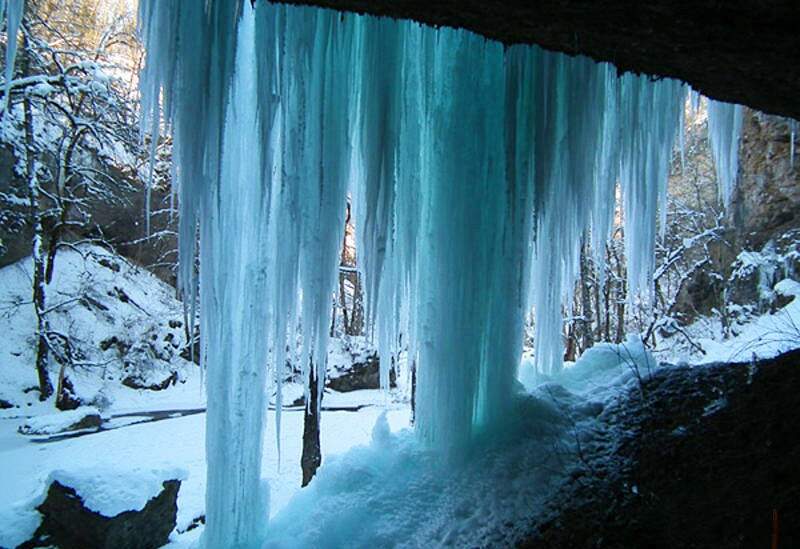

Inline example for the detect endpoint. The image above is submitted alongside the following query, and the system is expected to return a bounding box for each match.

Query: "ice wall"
[136,1,739,543]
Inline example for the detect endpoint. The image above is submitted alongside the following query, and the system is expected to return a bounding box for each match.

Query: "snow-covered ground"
[0,388,410,548]
[654,278,800,365]
[2,246,800,548]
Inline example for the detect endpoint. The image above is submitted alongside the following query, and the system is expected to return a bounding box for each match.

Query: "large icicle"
[618,75,685,301]
[2,0,23,117]
[412,29,511,450]
[199,11,274,548]
[707,99,743,207]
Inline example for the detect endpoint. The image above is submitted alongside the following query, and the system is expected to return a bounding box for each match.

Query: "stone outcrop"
[326,353,397,392]
[24,479,180,549]
[732,112,800,250]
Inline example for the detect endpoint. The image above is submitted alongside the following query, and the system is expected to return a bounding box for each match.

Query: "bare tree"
[1,1,141,402]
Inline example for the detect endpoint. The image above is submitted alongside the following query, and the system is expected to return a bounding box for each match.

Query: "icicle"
[200,7,274,547]
[707,99,743,207]
[618,75,685,301]
[788,118,797,169]
[2,0,23,118]
[689,88,701,117]
[144,123,158,236]
[678,96,686,175]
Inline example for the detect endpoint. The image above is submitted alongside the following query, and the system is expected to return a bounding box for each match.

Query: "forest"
[1,1,798,548]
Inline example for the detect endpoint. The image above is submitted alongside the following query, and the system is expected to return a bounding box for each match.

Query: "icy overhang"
[274,0,800,120]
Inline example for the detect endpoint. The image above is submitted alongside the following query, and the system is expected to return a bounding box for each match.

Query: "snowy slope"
[654,278,800,365]
[0,244,198,414]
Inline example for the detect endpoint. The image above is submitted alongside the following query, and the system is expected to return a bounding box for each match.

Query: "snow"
[0,498,42,549]
[696,294,800,364]
[555,335,656,396]
[18,406,101,435]
[653,277,800,365]
[775,278,800,297]
[0,244,193,411]
[0,398,411,548]
[264,395,581,548]
[48,467,188,517]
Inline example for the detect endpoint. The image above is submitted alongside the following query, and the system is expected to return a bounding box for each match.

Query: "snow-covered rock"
[29,468,186,549]
[18,406,102,435]
[47,467,187,517]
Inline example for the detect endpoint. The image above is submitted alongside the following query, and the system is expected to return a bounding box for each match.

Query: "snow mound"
[0,499,42,549]
[558,335,656,393]
[18,406,101,435]
[47,467,188,517]
[775,278,800,297]
[265,395,581,548]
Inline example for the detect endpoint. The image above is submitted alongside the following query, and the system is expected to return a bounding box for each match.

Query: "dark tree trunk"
[410,359,417,426]
[563,321,576,362]
[21,34,53,401]
[579,240,594,353]
[301,363,322,487]
[349,272,364,335]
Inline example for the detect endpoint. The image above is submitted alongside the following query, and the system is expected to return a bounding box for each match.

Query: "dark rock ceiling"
[274,0,800,120]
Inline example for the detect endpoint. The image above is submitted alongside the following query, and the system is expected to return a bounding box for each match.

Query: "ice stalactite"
[707,99,743,207]
[2,0,23,117]
[200,12,274,548]
[618,75,685,302]
[137,1,741,543]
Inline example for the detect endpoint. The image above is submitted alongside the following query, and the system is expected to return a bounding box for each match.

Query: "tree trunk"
[22,35,53,401]
[579,240,594,353]
[410,359,417,426]
[301,363,322,487]
[349,271,364,335]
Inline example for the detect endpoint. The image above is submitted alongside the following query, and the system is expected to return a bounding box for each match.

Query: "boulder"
[326,353,396,392]
[121,371,178,392]
[27,477,181,549]
[18,408,102,436]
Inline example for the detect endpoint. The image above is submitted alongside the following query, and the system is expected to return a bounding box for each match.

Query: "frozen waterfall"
[132,1,747,545]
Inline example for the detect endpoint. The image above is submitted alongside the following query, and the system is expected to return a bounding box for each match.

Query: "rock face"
[732,112,800,250]
[326,353,396,392]
[670,108,799,323]
[277,0,800,120]
[27,479,180,549]
[522,348,800,549]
